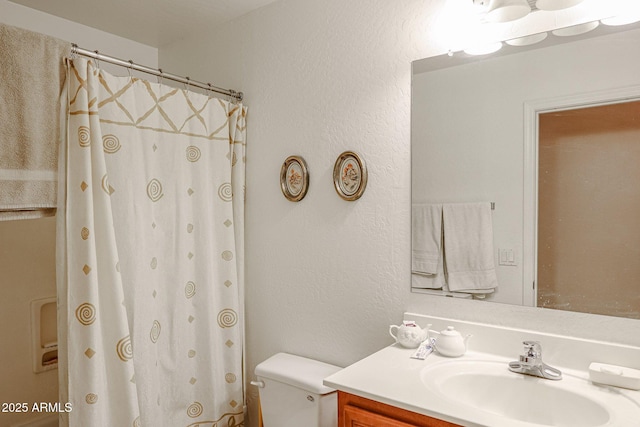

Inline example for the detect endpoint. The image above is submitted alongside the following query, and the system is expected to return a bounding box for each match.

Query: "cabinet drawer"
[344,404,418,426]
[338,391,461,427]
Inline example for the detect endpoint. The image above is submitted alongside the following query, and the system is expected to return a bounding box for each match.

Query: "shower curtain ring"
[157,69,164,85]
[127,60,134,82]
[93,50,100,70]
[185,77,191,99]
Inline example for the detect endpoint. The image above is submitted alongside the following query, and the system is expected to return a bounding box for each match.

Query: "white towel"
[411,204,446,289]
[412,269,446,289]
[0,23,70,221]
[412,204,443,274]
[442,202,498,292]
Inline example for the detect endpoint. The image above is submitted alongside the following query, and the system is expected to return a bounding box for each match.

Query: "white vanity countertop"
[324,345,500,427]
[323,343,640,427]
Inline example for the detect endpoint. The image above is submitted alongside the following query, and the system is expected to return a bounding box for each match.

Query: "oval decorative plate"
[280,155,309,202]
[333,151,367,201]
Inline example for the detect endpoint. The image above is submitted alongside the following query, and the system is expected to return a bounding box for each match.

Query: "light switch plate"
[498,248,517,266]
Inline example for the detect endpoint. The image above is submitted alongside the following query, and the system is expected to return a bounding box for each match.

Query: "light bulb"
[536,0,586,11]
[464,41,503,56]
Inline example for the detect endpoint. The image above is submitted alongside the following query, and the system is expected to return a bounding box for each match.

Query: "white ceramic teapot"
[428,326,472,357]
[389,321,430,348]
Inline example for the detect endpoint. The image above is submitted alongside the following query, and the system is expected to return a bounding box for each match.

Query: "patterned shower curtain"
[58,58,246,427]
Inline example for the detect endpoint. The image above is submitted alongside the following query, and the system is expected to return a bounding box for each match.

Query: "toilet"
[253,352,342,427]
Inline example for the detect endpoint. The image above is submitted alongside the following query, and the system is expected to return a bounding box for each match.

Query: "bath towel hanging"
[0,23,70,221]
[412,204,443,274]
[411,204,446,289]
[442,202,498,293]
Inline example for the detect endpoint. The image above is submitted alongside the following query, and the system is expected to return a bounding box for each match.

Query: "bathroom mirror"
[411,21,640,319]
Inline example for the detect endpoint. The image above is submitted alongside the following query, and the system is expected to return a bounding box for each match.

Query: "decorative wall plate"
[280,156,309,202]
[333,151,367,201]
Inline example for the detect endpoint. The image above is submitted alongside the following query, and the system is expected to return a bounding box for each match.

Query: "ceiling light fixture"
[486,0,531,23]
[476,0,588,24]
[600,3,640,26]
[464,41,503,55]
[601,15,640,26]
[506,32,548,46]
[551,20,599,36]
[535,0,586,12]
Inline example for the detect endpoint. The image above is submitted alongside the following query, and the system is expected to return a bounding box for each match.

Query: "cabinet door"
[344,404,418,427]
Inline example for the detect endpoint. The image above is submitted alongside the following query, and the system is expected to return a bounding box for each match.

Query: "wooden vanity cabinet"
[338,391,462,427]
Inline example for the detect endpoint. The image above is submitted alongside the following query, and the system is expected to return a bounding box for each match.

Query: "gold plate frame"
[333,151,367,201]
[280,156,309,202]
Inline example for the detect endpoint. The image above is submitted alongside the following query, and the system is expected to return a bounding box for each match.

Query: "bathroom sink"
[420,359,638,427]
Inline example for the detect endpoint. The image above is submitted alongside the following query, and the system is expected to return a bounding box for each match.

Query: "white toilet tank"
[254,353,342,427]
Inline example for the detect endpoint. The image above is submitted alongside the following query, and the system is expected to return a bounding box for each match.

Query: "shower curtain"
[58,58,246,427]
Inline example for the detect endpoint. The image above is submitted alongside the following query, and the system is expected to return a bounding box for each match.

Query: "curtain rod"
[70,44,243,102]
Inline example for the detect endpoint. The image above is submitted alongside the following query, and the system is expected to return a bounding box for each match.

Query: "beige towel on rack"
[411,204,446,289]
[0,23,70,221]
[442,202,498,293]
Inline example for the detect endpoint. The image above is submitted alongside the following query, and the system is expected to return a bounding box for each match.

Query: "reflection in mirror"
[411,21,640,319]
[537,101,640,318]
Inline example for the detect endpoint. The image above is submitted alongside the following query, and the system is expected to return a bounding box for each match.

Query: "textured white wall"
[161,3,434,424]
[159,1,640,426]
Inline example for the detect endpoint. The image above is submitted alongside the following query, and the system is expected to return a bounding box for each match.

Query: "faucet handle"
[521,341,542,361]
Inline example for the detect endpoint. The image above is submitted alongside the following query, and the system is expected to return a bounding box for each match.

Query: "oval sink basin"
[421,360,612,427]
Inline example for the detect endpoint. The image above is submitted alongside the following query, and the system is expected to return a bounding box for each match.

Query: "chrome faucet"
[508,341,562,380]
